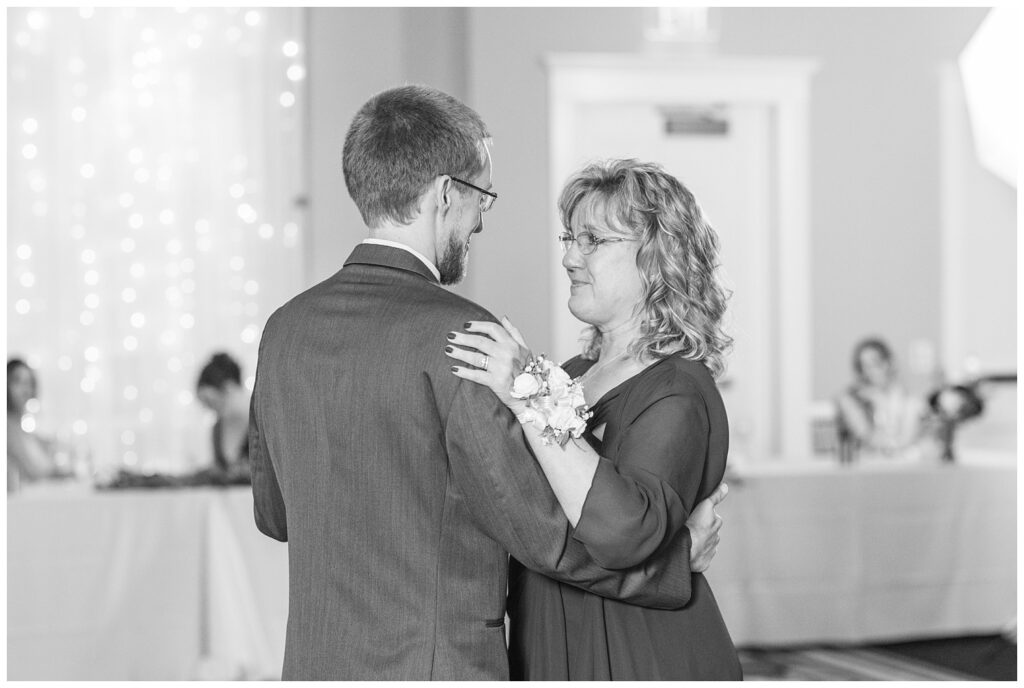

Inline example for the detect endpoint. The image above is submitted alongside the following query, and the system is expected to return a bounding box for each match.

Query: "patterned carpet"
[739,646,983,681]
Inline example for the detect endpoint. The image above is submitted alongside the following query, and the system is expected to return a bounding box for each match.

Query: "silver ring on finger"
[480,354,489,371]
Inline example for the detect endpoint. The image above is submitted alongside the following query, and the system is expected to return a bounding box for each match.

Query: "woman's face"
[857,346,894,388]
[7,365,36,415]
[197,385,227,416]
[561,196,644,331]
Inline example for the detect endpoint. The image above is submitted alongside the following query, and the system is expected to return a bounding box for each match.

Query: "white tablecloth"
[8,452,1016,678]
[204,486,289,678]
[7,484,288,680]
[705,451,1017,646]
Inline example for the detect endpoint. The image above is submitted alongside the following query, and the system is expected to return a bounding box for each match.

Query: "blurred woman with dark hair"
[196,352,251,476]
[7,358,66,490]
[105,353,253,489]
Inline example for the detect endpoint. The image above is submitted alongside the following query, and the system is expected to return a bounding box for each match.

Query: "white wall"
[940,64,1017,378]
[939,63,1016,451]
[306,8,404,284]
[305,8,1012,402]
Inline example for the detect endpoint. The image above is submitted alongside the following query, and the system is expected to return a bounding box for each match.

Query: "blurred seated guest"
[196,352,251,481]
[836,338,928,455]
[96,352,254,491]
[7,358,69,490]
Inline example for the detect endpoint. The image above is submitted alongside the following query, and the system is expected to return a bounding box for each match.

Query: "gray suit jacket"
[250,243,693,680]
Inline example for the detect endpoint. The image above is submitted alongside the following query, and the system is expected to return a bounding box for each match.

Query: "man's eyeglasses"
[450,176,497,213]
[558,231,637,255]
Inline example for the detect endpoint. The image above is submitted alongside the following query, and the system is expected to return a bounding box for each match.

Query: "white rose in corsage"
[510,354,592,448]
[511,371,542,399]
[545,364,572,399]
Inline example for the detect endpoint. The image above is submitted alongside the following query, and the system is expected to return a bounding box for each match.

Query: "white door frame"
[545,53,818,460]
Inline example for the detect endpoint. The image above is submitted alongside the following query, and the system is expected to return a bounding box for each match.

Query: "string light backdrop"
[7,7,306,473]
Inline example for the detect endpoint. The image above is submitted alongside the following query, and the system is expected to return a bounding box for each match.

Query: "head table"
[705,449,1016,646]
[7,483,288,680]
[7,450,1016,679]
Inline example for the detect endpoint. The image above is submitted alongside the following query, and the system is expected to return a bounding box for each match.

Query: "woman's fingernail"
[450,366,459,373]
[446,332,456,340]
[444,346,453,354]
[463,322,472,329]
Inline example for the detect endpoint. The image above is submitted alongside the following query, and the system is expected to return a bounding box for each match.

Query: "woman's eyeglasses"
[558,231,637,255]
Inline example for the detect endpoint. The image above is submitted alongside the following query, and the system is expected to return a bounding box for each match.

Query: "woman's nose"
[561,243,584,270]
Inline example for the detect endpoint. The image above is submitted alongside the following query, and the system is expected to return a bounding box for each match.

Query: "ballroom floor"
[738,634,1017,680]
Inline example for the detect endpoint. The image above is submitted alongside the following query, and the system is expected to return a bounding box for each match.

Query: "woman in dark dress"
[196,352,251,480]
[101,354,253,489]
[447,159,741,679]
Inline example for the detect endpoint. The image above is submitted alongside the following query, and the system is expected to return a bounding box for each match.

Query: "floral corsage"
[510,354,592,448]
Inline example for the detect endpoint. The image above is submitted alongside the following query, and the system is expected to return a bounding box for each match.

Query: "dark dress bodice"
[507,354,742,680]
[212,419,250,471]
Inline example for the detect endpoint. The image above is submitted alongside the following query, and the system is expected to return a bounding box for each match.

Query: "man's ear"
[435,175,454,213]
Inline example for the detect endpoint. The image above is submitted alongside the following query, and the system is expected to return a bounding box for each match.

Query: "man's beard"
[438,233,471,285]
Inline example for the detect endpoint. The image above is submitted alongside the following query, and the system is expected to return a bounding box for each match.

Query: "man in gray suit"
[250,85,728,680]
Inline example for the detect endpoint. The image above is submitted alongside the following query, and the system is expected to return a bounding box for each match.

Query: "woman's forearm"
[837,394,872,440]
[518,419,599,526]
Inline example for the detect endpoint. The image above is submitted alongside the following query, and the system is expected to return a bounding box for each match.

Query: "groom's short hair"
[343,85,490,228]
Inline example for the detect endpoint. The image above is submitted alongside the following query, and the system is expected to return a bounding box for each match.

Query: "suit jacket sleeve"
[250,355,288,542]
[444,378,692,609]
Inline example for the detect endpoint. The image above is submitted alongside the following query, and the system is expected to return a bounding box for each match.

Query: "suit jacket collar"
[343,242,440,284]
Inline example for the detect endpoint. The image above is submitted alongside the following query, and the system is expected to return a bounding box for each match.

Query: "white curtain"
[7,8,307,473]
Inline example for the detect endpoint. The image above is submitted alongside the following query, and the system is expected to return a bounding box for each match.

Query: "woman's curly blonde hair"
[559,159,733,378]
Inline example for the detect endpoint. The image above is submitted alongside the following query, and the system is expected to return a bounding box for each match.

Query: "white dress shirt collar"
[360,238,441,282]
